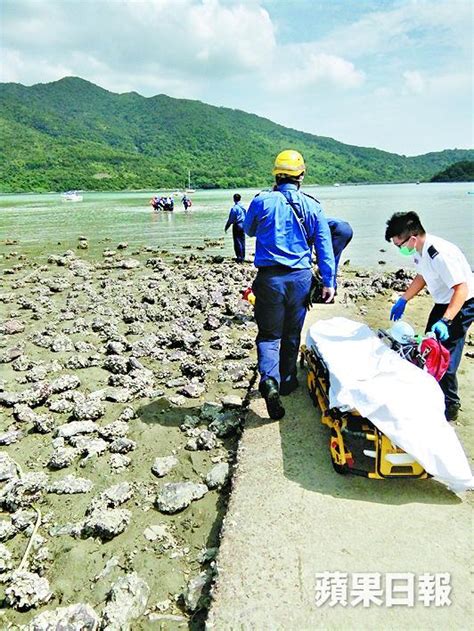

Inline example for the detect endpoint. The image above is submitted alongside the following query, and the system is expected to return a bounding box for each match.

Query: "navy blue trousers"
[253,267,312,388]
[327,218,353,275]
[232,224,245,262]
[425,298,474,409]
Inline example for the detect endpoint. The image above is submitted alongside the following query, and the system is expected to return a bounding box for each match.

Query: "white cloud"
[315,0,472,58]
[0,49,73,84]
[0,0,362,95]
[401,69,471,96]
[269,50,364,91]
[0,0,471,155]
[0,0,276,86]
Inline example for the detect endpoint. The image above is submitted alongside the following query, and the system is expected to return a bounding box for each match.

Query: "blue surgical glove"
[431,320,449,341]
[390,297,407,321]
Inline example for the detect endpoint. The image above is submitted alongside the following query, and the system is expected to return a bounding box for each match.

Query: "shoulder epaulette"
[253,188,273,199]
[302,191,320,204]
[428,245,439,259]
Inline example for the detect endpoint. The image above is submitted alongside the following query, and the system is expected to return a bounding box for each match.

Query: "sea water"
[1,183,472,269]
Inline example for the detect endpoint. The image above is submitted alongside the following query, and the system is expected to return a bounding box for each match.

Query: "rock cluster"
[2,247,415,626]
[0,249,251,626]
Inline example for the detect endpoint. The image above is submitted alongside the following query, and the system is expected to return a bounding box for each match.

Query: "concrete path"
[207,302,473,630]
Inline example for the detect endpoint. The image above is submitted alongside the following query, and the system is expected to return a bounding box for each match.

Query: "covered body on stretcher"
[302,318,473,493]
[301,340,428,479]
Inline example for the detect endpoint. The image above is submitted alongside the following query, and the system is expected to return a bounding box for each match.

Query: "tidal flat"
[0,237,472,629]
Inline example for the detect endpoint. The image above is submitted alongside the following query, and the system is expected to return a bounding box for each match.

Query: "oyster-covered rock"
[151,455,178,478]
[205,462,230,489]
[47,474,93,494]
[72,399,105,422]
[101,573,150,630]
[24,603,100,630]
[155,482,208,514]
[0,452,18,481]
[82,508,131,541]
[1,472,48,511]
[47,446,78,470]
[5,570,52,610]
[0,542,13,572]
[182,571,211,612]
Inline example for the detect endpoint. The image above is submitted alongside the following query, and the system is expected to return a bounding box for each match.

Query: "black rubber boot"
[280,377,299,396]
[259,378,285,420]
[445,403,460,422]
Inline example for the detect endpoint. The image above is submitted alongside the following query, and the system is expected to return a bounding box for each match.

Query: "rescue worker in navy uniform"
[244,149,336,420]
[225,193,247,263]
[386,211,474,421]
[327,218,353,282]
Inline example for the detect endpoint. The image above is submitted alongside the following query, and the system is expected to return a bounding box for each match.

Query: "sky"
[0,0,472,156]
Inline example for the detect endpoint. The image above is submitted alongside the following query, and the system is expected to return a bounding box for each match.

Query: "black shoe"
[445,403,460,422]
[280,377,299,396]
[259,378,285,420]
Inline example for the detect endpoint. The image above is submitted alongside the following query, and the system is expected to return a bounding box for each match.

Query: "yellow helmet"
[272,149,306,177]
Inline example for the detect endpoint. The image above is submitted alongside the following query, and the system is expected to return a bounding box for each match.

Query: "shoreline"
[2,180,473,197]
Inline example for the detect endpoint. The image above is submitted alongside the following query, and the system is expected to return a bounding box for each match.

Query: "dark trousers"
[253,267,312,388]
[232,224,245,262]
[425,298,474,409]
[327,218,353,276]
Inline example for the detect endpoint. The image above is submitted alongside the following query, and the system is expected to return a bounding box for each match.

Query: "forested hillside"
[430,161,474,182]
[1,77,472,192]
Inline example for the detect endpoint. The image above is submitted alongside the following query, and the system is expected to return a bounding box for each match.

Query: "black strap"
[278,191,314,247]
[302,191,320,204]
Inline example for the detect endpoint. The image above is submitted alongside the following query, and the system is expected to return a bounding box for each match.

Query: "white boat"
[61,191,83,202]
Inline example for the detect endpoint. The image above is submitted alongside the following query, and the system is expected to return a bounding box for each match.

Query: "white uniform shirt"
[413,233,474,304]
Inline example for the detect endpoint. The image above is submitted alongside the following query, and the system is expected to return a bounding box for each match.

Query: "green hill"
[0,76,472,192]
[430,160,474,182]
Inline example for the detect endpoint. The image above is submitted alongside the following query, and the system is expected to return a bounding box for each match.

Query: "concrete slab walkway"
[207,303,473,630]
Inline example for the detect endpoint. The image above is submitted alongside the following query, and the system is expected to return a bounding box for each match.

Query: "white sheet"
[306,317,473,493]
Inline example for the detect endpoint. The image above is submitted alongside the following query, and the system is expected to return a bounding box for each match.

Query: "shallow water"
[1,183,472,269]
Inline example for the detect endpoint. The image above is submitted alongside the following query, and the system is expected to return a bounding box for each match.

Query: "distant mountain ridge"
[0,76,472,192]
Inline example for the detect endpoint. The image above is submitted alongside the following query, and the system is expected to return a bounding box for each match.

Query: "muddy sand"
[0,240,472,629]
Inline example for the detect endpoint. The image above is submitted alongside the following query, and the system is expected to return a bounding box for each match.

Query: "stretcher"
[302,317,474,492]
[300,342,429,479]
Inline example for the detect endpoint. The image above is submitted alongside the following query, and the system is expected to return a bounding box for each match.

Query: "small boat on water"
[61,191,83,202]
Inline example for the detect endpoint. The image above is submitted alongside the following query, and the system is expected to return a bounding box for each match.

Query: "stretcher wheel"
[332,461,348,475]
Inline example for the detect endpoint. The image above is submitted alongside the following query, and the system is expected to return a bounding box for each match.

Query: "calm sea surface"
[1,183,472,269]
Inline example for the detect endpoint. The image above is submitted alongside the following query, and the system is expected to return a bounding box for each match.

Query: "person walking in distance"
[225,193,247,263]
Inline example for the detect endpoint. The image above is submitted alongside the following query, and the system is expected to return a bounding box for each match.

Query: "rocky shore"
[0,240,470,629]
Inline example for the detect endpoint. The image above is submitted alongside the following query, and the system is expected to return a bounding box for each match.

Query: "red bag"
[419,337,450,381]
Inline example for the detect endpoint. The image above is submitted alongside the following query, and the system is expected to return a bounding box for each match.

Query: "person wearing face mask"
[385,211,474,421]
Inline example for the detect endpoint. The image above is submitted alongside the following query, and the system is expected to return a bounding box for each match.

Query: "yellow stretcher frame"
[300,344,428,479]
